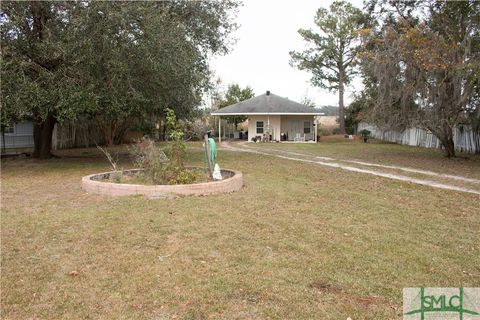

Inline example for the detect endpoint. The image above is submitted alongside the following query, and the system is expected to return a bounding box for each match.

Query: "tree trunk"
[105,122,115,146]
[430,124,456,158]
[338,68,346,134]
[441,124,456,158]
[442,137,456,158]
[99,119,116,146]
[2,129,6,153]
[31,1,45,41]
[33,114,56,159]
[114,118,131,144]
[162,120,167,141]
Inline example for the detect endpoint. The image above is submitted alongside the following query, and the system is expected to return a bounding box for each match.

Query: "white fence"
[358,122,480,154]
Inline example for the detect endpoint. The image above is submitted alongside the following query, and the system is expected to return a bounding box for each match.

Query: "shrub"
[129,108,199,185]
[332,127,343,135]
[359,129,371,143]
[129,137,169,184]
[318,127,333,136]
[359,129,371,137]
[164,108,187,169]
[345,126,355,135]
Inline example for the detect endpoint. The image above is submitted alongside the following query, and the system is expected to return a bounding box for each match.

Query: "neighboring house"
[0,121,34,150]
[211,91,324,142]
[1,119,105,153]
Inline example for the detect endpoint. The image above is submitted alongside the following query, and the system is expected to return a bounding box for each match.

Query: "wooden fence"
[3,119,107,153]
[357,122,480,154]
[52,120,105,150]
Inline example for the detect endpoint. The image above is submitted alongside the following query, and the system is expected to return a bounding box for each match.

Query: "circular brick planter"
[82,168,243,198]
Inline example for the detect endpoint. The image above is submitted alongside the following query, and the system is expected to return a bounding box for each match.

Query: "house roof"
[211,92,324,116]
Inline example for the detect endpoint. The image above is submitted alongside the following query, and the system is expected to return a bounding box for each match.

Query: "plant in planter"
[162,108,199,184]
[359,129,371,143]
[97,145,123,182]
[129,108,202,185]
[129,137,169,184]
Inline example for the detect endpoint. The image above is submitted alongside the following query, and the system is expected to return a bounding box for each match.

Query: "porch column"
[267,115,270,142]
[218,116,221,143]
[314,118,318,142]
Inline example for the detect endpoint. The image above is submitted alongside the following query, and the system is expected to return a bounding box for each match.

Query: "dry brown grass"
[1,143,479,319]
[249,136,480,180]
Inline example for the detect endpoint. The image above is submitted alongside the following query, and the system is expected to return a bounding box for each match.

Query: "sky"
[209,0,365,107]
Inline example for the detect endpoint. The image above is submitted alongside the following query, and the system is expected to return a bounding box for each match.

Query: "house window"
[304,121,311,134]
[3,125,14,134]
[256,121,264,134]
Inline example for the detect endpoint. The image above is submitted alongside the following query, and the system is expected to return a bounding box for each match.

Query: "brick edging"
[82,169,243,198]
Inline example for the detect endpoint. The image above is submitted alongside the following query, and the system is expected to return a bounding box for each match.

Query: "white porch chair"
[294,133,305,142]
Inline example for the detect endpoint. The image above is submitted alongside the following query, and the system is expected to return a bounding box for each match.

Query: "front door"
[291,121,302,140]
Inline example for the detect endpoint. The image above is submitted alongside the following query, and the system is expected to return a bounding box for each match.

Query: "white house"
[211,91,324,142]
[0,121,34,150]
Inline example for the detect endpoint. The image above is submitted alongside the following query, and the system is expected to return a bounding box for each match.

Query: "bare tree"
[362,1,479,157]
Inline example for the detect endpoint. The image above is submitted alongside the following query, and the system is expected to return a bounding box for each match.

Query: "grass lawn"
[246,135,480,180]
[1,141,479,319]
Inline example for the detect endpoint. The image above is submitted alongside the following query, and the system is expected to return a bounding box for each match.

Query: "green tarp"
[205,138,217,168]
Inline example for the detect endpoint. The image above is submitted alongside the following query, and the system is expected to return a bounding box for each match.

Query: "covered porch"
[211,91,324,142]
[246,114,317,142]
[212,114,318,143]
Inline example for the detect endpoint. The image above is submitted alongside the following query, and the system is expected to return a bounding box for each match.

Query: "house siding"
[280,115,314,141]
[0,121,34,149]
[247,115,281,141]
[247,115,315,142]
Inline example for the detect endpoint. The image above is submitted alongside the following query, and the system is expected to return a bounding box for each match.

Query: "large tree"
[1,2,93,158]
[1,1,239,157]
[217,83,255,129]
[72,1,239,145]
[362,0,480,157]
[290,0,365,134]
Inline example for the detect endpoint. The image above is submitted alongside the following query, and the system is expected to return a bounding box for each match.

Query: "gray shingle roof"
[211,92,324,115]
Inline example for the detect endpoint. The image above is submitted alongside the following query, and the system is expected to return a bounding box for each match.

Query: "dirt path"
[221,142,480,196]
